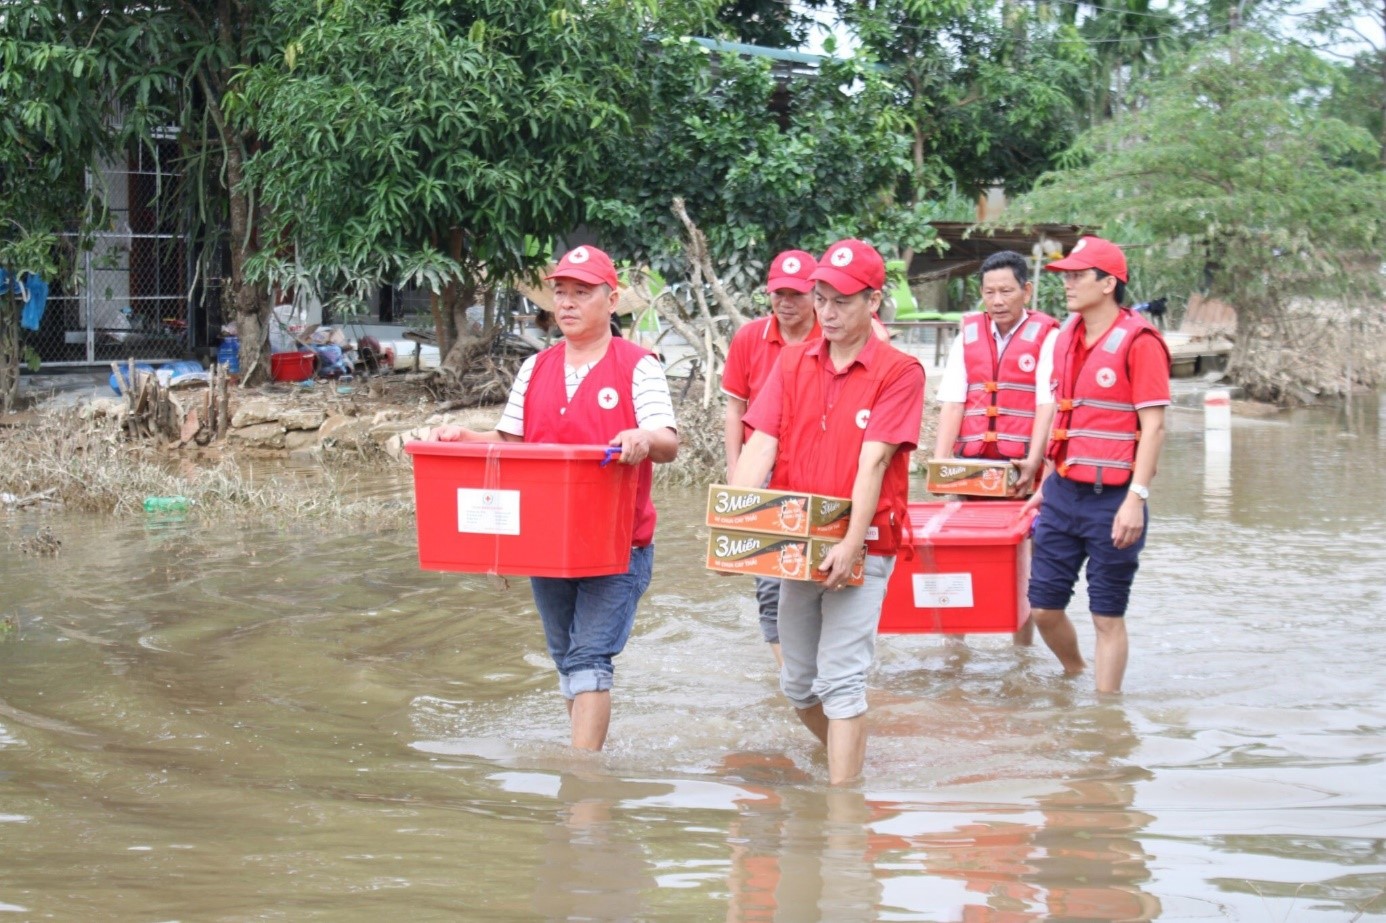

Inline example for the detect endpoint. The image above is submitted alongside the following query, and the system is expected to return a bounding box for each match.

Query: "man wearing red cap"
[733,238,925,785]
[1027,236,1170,693]
[722,249,822,667]
[430,245,679,749]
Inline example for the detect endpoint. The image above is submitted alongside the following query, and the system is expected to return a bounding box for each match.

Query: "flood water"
[3,391,1385,921]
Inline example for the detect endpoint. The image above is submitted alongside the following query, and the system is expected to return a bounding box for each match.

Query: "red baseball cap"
[766,250,817,293]
[1044,236,1128,283]
[808,239,886,295]
[545,245,619,290]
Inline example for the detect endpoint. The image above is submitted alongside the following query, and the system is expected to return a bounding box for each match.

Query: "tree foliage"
[838,0,1089,201]
[591,40,911,292]
[0,2,155,408]
[238,0,649,363]
[1014,32,1386,321]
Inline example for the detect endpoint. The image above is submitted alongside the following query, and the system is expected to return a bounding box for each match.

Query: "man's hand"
[430,425,478,442]
[610,429,653,465]
[817,541,865,591]
[1009,457,1042,497]
[1111,495,1146,549]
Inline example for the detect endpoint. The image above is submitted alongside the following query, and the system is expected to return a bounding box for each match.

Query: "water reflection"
[531,772,663,922]
[1203,428,1232,518]
[2,396,1385,919]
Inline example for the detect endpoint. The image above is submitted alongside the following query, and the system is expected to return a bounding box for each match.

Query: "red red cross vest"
[525,337,657,547]
[768,342,919,555]
[1046,309,1170,488]
[956,311,1059,459]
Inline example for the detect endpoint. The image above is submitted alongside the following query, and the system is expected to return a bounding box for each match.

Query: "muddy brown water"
[2,394,1385,921]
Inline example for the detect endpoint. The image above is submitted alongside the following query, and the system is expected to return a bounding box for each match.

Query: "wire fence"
[25,149,198,369]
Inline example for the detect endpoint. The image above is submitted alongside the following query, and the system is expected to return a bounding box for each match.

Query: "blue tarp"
[0,269,50,331]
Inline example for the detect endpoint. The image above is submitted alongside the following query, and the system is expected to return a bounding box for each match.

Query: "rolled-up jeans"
[776,554,895,719]
[529,544,654,699]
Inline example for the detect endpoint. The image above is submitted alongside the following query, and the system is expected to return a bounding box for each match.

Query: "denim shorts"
[529,544,654,699]
[1029,475,1147,617]
[776,555,895,719]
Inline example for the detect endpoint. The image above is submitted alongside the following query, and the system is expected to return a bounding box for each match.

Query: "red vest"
[525,337,657,546]
[956,311,1059,459]
[769,341,919,555]
[1047,309,1170,487]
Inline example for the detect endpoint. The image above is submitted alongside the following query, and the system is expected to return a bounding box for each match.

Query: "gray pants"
[776,555,895,719]
[754,576,781,644]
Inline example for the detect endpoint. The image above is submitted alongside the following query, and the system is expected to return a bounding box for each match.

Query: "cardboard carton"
[925,458,1023,498]
[706,528,864,585]
[705,485,852,538]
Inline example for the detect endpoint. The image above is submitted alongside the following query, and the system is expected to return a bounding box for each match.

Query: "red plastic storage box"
[879,500,1037,634]
[403,441,639,577]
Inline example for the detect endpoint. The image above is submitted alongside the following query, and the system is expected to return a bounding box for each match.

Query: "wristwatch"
[1129,483,1150,501]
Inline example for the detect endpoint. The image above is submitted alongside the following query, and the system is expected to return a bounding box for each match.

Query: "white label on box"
[456,488,520,535]
[912,572,974,608]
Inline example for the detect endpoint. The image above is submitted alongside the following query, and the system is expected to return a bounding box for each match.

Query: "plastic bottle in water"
[143,496,191,512]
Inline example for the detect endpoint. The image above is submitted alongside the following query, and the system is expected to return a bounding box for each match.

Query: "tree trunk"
[440,279,480,375]
[224,136,269,385]
[0,291,18,414]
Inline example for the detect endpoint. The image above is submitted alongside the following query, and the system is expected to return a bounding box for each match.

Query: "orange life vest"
[955,311,1059,459]
[1046,309,1170,487]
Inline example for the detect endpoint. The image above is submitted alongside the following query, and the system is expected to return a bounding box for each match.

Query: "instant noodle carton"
[924,458,1022,498]
[706,528,865,586]
[705,485,851,538]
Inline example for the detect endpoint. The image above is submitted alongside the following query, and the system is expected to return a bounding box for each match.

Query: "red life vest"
[1046,309,1170,488]
[769,340,920,555]
[955,311,1059,459]
[525,337,658,546]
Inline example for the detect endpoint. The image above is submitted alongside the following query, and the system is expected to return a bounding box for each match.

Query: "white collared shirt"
[936,311,1057,405]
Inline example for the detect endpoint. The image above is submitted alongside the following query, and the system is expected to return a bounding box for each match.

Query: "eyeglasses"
[1060,270,1096,283]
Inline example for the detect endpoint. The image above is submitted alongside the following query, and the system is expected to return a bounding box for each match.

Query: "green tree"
[840,0,1088,201]
[1307,0,1385,166]
[714,0,823,48]
[1067,0,1185,130]
[237,0,648,373]
[0,2,152,410]
[590,40,911,292]
[138,1,278,383]
[1014,33,1386,395]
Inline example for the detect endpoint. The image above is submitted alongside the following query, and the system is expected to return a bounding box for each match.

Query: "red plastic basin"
[270,351,316,382]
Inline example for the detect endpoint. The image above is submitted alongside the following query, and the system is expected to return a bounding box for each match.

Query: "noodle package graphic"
[924,458,1023,498]
[705,528,865,585]
[705,485,851,538]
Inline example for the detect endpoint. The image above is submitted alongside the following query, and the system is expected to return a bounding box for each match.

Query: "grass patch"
[0,408,414,528]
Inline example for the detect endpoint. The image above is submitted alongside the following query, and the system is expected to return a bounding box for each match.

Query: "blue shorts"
[1028,476,1146,617]
[529,544,654,698]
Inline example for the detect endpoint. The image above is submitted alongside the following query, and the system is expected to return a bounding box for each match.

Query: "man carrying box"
[722,250,821,667]
[732,238,925,785]
[1027,236,1170,693]
[430,245,679,750]
[932,249,1060,644]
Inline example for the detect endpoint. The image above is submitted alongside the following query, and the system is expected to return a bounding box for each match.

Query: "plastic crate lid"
[403,441,616,462]
[905,500,1035,546]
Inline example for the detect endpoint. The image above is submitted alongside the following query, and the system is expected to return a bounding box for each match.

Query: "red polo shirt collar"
[803,328,883,372]
[765,316,821,346]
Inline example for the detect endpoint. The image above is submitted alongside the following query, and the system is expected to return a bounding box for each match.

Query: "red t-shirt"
[721,315,821,404]
[1064,326,1171,409]
[744,335,923,449]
